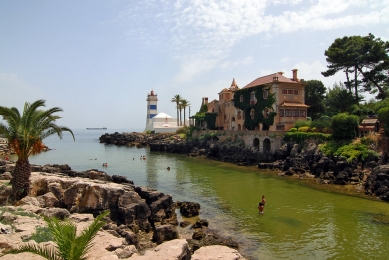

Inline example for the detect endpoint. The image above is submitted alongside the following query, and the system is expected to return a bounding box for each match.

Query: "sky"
[1,0,388,130]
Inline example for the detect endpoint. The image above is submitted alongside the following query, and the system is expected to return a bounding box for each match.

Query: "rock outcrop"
[364,165,389,201]
[0,162,243,258]
[148,135,389,201]
[99,132,176,148]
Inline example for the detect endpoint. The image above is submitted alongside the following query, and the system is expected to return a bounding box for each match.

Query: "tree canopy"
[322,33,389,100]
[325,82,357,115]
[304,80,326,120]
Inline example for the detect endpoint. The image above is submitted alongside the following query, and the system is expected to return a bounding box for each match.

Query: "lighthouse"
[145,90,158,131]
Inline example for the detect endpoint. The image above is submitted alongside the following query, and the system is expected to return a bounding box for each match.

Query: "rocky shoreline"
[100,132,389,202]
[0,159,245,259]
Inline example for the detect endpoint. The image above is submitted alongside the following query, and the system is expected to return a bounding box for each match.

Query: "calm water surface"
[21,129,389,260]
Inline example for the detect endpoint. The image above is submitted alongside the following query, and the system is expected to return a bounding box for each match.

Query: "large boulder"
[135,186,164,204]
[27,172,174,230]
[149,195,175,224]
[152,224,178,244]
[364,165,389,201]
[131,239,190,260]
[179,202,200,217]
[192,245,246,260]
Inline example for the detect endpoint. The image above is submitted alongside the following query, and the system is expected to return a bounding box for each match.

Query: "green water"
[27,130,389,259]
[155,154,389,260]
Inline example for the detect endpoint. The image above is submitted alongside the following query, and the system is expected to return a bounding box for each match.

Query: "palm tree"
[171,94,181,127]
[180,99,190,126]
[0,210,109,260]
[0,100,74,200]
[178,104,183,126]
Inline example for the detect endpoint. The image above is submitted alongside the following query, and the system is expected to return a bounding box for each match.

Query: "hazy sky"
[1,0,388,130]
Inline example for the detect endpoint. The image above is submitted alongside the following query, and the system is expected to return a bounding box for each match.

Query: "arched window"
[263,138,271,152]
[250,92,256,104]
[250,109,255,119]
[237,111,242,120]
[253,138,260,151]
[240,95,244,102]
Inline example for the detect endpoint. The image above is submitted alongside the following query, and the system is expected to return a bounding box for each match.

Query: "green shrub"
[319,140,352,156]
[331,113,359,140]
[179,133,186,139]
[377,107,389,137]
[289,128,297,132]
[319,140,378,162]
[298,126,311,132]
[26,226,53,243]
[199,132,212,142]
[294,120,311,129]
[284,132,331,144]
[384,123,389,136]
[335,143,378,162]
[175,127,187,134]
[311,117,331,131]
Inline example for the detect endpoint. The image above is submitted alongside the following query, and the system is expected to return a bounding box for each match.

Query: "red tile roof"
[243,73,300,89]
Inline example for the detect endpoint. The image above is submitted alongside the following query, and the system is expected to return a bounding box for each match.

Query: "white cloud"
[118,0,389,81]
[291,60,345,88]
[280,57,290,63]
[174,58,219,83]
[220,56,254,69]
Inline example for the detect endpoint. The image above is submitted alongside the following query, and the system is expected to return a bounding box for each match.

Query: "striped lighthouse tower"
[145,90,158,131]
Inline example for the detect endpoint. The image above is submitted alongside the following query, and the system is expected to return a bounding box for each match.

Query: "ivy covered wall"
[192,103,217,129]
[233,85,277,130]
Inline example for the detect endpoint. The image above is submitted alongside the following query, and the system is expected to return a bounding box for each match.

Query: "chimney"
[278,72,284,75]
[292,69,298,81]
[273,73,279,82]
[205,97,208,104]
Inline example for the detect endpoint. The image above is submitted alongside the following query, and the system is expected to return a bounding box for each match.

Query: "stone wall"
[193,130,285,153]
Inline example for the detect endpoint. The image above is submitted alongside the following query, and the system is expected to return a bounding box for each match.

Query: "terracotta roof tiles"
[243,73,300,89]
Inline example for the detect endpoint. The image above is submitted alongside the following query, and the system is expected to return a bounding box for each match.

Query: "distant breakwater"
[99,131,389,202]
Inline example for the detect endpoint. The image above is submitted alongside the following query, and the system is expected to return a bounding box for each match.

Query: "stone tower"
[145,90,158,131]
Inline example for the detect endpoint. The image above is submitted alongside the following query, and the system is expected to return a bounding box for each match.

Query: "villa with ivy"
[201,69,309,132]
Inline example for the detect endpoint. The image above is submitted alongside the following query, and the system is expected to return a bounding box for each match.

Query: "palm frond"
[0,242,60,260]
[73,210,110,259]
[44,215,77,260]
[0,211,110,260]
